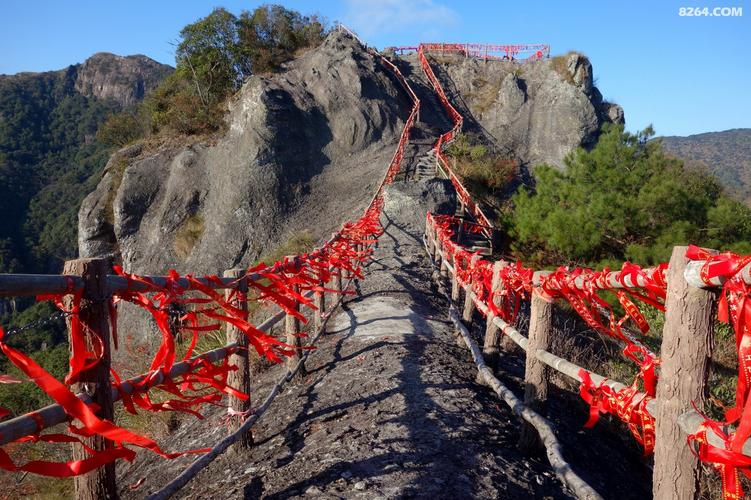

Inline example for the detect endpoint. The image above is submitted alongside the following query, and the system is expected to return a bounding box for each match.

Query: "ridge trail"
[123,179,573,498]
[117,57,576,495]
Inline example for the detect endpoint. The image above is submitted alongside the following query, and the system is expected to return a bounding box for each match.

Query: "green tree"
[236,5,326,75]
[175,7,242,107]
[147,5,327,135]
[510,124,751,267]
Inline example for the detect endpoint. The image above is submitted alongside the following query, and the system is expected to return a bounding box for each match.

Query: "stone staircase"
[414,149,437,181]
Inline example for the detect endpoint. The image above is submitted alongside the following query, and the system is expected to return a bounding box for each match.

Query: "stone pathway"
[122,179,573,499]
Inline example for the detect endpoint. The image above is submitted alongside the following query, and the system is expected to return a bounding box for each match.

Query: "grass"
[167,229,318,370]
[467,78,502,116]
[173,213,205,259]
[444,133,517,203]
[550,51,579,85]
[0,423,75,498]
[255,230,317,268]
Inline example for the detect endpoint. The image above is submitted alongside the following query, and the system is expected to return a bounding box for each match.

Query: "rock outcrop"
[74,52,172,108]
[79,31,411,350]
[423,51,624,170]
[383,179,457,233]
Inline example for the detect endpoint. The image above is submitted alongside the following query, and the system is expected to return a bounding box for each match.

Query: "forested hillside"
[659,128,751,205]
[0,55,171,275]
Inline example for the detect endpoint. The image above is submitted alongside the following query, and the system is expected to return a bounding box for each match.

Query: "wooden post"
[313,260,326,333]
[439,244,450,279]
[652,246,715,500]
[285,256,306,377]
[333,262,343,297]
[432,227,442,267]
[456,255,480,347]
[223,269,252,449]
[425,221,434,256]
[518,288,554,453]
[450,253,461,303]
[63,258,117,500]
[482,261,508,370]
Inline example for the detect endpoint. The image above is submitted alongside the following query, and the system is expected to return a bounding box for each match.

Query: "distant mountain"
[659,129,751,204]
[0,53,172,274]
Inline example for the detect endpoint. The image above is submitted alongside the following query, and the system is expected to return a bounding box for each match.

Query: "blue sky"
[1,0,748,136]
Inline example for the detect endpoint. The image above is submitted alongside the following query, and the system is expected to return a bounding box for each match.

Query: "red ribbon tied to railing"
[540,264,663,397]
[0,327,215,476]
[578,369,656,455]
[0,37,420,478]
[685,245,751,500]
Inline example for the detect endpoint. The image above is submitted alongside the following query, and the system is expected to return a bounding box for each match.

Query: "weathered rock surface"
[383,178,457,233]
[418,51,624,170]
[79,31,410,349]
[74,52,172,108]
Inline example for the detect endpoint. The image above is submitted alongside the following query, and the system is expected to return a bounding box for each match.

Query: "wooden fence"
[0,25,421,499]
[425,213,751,499]
[0,254,354,497]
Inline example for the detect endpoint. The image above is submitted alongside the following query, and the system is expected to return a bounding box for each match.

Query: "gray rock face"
[78,31,408,349]
[424,52,624,170]
[74,52,172,108]
[383,179,457,233]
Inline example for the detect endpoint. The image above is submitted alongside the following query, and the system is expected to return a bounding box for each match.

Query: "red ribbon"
[578,369,656,455]
[686,246,751,499]
[0,56,418,477]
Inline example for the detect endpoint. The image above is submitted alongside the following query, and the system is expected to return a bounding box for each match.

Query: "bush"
[445,133,517,198]
[145,5,328,136]
[174,213,205,258]
[95,112,145,146]
[550,51,578,85]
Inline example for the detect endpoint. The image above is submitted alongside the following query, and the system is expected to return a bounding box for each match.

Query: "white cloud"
[342,0,458,39]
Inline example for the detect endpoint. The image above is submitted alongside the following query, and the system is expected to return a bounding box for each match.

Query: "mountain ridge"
[658,128,751,204]
[0,52,172,275]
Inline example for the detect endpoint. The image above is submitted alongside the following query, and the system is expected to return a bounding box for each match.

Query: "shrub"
[550,51,579,85]
[95,112,145,146]
[445,133,517,198]
[145,5,328,136]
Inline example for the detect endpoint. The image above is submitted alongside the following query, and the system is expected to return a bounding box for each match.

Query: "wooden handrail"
[425,214,751,500]
[0,304,288,446]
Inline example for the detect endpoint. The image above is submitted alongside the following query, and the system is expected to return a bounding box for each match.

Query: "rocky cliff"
[74,52,172,108]
[79,30,409,282]
[423,51,624,170]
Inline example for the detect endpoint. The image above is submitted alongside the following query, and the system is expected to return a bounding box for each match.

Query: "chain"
[2,294,118,340]
[3,309,72,338]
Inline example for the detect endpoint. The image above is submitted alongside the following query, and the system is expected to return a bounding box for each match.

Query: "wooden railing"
[0,255,345,487]
[425,213,751,499]
[0,24,421,499]
[417,44,496,242]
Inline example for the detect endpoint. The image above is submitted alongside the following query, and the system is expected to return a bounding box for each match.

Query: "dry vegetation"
[466,76,502,116]
[445,133,518,212]
[549,51,579,85]
[173,214,205,259]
